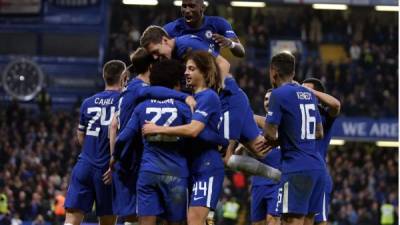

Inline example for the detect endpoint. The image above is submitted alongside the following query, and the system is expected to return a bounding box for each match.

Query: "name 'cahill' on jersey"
[78,90,120,169]
[266,83,325,173]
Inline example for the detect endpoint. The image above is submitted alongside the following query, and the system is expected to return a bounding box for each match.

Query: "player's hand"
[185,96,197,113]
[252,139,272,158]
[212,33,233,48]
[142,121,161,136]
[102,157,116,185]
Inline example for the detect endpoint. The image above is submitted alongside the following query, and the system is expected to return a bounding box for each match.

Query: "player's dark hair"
[130,47,154,75]
[140,25,170,48]
[266,88,273,93]
[103,60,126,86]
[185,50,222,92]
[150,59,185,89]
[270,52,295,79]
[302,78,326,93]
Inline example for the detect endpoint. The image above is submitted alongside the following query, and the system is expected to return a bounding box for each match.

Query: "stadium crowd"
[0,105,398,224]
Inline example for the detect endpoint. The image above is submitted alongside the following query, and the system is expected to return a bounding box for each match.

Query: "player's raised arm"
[303,78,341,117]
[215,55,231,79]
[211,16,245,57]
[212,34,245,58]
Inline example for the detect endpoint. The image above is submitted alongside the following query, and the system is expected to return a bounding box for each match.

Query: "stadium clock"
[2,58,45,101]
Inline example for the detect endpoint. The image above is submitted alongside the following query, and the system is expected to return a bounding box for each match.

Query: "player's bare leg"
[303,214,315,225]
[281,213,304,225]
[315,221,327,225]
[99,215,117,225]
[64,209,84,225]
[165,221,185,225]
[123,216,139,225]
[266,215,280,225]
[139,216,157,225]
[187,206,209,225]
[252,220,266,225]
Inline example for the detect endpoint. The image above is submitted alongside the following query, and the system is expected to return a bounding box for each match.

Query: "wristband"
[229,41,236,49]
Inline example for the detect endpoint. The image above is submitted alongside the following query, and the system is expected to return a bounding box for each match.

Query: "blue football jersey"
[78,90,120,169]
[251,147,282,186]
[219,76,249,114]
[173,34,218,60]
[218,76,259,142]
[164,16,237,54]
[116,79,190,164]
[190,89,224,173]
[266,83,325,173]
[118,98,192,177]
[317,106,336,161]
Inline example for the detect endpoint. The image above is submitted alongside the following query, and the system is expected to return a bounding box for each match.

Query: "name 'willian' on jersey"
[118,98,192,178]
[78,90,120,169]
[116,78,189,164]
[164,16,237,54]
[266,83,325,173]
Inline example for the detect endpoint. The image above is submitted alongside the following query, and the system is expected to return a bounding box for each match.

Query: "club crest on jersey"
[205,30,213,39]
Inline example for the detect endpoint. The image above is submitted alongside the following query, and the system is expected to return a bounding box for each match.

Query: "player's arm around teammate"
[302,78,341,117]
[143,51,225,225]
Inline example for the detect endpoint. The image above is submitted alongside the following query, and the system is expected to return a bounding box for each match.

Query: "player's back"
[164,16,237,54]
[135,98,191,177]
[174,34,218,59]
[78,90,119,169]
[269,83,325,172]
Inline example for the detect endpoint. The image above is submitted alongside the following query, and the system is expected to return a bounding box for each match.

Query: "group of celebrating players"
[62,1,341,225]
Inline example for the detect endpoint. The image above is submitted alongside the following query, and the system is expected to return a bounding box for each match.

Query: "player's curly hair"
[185,51,222,92]
[150,59,185,89]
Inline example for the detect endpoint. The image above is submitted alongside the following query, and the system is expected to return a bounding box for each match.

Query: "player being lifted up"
[264,52,326,225]
[302,78,341,225]
[164,0,245,57]
[140,25,218,61]
[103,48,196,225]
[140,26,268,159]
[142,51,228,225]
[64,60,125,225]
